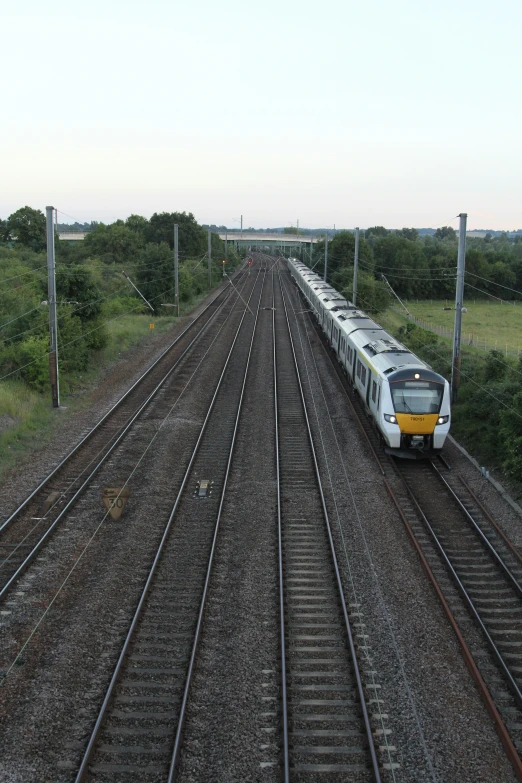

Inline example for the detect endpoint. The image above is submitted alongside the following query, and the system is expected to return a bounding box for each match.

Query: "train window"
[391,381,443,414]
[372,381,377,402]
[361,366,366,385]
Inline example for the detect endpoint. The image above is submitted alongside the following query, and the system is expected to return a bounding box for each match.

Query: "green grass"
[0,381,54,478]
[399,299,522,356]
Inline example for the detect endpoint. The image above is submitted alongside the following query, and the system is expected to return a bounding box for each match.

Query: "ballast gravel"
[1,262,522,782]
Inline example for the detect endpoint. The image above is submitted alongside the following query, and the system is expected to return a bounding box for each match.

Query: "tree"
[84,223,144,264]
[484,350,506,382]
[365,226,389,239]
[56,265,103,321]
[135,242,177,309]
[396,228,419,241]
[125,214,148,235]
[434,226,457,241]
[145,212,207,256]
[373,235,429,298]
[6,206,46,251]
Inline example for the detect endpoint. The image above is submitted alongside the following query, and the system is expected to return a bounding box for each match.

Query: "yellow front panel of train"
[395,413,439,434]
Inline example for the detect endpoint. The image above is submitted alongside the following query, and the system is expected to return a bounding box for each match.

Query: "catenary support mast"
[46,206,60,408]
[451,213,468,402]
[324,231,328,282]
[208,229,212,288]
[353,227,360,306]
[174,223,179,317]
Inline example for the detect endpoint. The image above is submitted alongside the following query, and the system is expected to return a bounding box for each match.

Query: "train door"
[366,373,373,407]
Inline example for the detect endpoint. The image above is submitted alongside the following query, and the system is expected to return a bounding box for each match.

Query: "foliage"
[434,226,457,241]
[6,206,47,252]
[383,310,522,489]
[84,223,144,264]
[1,206,237,398]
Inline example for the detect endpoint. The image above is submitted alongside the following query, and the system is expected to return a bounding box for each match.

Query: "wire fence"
[390,305,522,359]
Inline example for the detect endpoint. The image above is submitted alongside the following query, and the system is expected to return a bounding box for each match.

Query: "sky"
[2,0,521,230]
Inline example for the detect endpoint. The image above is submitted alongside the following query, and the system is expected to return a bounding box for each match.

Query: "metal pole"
[240,215,243,240]
[324,231,328,282]
[46,206,60,408]
[451,213,467,403]
[208,229,212,288]
[353,227,360,306]
[309,238,313,268]
[174,223,179,317]
[225,229,228,261]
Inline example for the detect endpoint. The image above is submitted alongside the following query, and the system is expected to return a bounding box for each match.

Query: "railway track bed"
[2,258,521,783]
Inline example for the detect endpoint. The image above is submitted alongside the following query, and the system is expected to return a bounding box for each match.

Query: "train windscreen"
[390,381,443,414]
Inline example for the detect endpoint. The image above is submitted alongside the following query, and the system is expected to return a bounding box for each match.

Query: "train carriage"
[287,258,451,457]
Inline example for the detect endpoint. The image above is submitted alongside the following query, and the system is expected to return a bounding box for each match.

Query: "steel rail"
[0,268,251,599]
[289,272,522,781]
[277,267,382,782]
[397,469,522,706]
[272,267,290,782]
[430,461,522,596]
[457,473,522,566]
[0,265,246,536]
[382,478,522,782]
[74,268,263,783]
[167,267,267,779]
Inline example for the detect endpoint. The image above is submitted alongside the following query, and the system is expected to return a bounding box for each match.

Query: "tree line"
[292,226,522,312]
[0,207,240,393]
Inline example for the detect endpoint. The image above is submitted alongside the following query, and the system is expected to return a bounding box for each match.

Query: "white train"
[287,257,451,457]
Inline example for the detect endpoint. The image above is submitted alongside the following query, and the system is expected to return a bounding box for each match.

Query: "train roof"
[349,327,427,374]
[287,257,445,382]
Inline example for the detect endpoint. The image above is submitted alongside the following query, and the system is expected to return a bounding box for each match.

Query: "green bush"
[14,335,49,391]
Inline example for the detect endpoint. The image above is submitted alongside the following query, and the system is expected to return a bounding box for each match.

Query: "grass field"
[386,299,522,356]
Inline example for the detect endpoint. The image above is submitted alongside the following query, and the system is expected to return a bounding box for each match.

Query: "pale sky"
[2,0,521,230]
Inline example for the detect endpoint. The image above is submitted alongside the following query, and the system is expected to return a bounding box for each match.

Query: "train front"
[381,368,451,457]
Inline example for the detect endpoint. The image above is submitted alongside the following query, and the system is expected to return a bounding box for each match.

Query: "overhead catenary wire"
[0,269,183,345]
[421,345,522,423]
[0,265,48,285]
[464,281,506,302]
[465,271,522,298]
[0,304,45,330]
[283,272,437,782]
[0,284,177,384]
[0,270,252,684]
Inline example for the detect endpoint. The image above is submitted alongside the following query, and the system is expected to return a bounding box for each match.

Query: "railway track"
[274,268,381,781]
[393,460,522,760]
[73,267,267,781]
[0,266,248,600]
[291,271,522,779]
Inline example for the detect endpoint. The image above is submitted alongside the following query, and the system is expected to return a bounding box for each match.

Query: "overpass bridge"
[218,232,319,246]
[57,231,321,250]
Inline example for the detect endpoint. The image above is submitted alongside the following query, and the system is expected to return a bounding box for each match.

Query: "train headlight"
[384,414,397,424]
[437,415,449,425]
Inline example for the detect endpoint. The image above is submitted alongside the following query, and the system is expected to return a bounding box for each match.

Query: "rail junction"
[1,257,521,782]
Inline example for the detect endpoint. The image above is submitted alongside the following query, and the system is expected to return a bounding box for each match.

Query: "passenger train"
[287,258,451,457]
